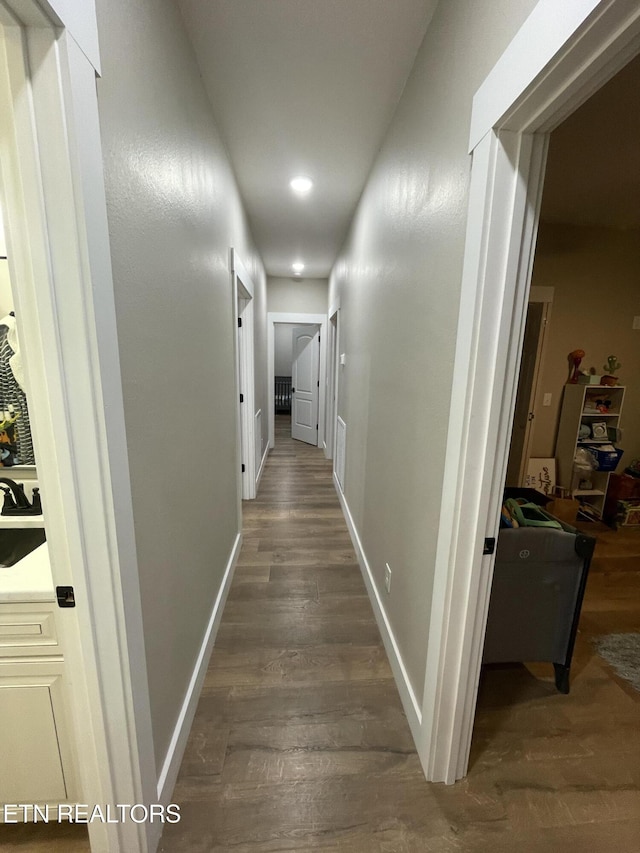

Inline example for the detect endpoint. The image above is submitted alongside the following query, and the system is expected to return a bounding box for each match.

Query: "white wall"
[95,0,266,770]
[274,324,295,375]
[267,276,328,314]
[329,0,538,700]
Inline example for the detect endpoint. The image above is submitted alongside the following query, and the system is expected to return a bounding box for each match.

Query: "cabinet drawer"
[0,603,58,655]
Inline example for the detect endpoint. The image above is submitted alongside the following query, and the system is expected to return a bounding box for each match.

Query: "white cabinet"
[555,384,625,520]
[0,603,77,816]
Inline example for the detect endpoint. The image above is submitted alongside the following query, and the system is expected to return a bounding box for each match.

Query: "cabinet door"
[0,670,67,804]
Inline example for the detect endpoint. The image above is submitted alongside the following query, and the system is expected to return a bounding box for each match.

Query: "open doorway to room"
[0,12,154,851]
[232,250,259,501]
[267,312,328,454]
[471,49,640,776]
[273,322,320,445]
[0,185,84,846]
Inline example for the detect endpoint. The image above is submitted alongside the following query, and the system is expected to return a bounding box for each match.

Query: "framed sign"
[524,458,556,496]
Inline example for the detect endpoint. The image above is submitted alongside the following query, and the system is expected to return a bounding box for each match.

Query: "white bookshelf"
[555,384,625,520]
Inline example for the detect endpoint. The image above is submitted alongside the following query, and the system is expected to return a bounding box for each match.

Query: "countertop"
[0,514,45,528]
[0,542,54,602]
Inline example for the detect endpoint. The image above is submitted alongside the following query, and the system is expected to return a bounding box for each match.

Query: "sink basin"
[0,528,46,567]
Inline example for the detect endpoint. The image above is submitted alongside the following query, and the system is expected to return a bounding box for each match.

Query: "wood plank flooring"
[159,416,640,852]
[2,416,639,851]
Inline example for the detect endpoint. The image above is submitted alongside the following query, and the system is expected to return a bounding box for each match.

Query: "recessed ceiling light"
[292,261,305,274]
[290,176,313,195]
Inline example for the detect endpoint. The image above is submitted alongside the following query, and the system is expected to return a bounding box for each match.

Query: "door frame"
[267,312,327,449]
[0,4,154,851]
[324,299,340,460]
[510,286,554,486]
[231,249,257,501]
[422,0,640,784]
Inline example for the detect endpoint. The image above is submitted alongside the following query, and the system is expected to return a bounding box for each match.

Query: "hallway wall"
[267,276,328,314]
[95,0,266,771]
[329,0,538,702]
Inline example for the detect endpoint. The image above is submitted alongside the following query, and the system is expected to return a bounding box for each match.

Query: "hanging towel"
[0,318,34,464]
[0,314,25,391]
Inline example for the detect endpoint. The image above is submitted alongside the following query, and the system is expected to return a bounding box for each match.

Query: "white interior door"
[291,325,320,445]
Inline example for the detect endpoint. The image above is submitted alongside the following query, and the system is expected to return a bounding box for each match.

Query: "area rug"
[593,633,640,692]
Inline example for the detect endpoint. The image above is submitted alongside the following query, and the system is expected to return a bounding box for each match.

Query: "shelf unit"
[555,384,625,520]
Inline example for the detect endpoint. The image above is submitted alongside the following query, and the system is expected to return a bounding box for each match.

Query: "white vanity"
[0,506,78,817]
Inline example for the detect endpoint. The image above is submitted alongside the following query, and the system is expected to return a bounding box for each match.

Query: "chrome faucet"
[0,477,42,515]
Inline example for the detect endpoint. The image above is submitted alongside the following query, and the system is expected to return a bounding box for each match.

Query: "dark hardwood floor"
[160,416,640,852]
[3,416,638,851]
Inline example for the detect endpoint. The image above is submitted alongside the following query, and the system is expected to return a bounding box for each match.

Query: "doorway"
[423,1,640,785]
[470,45,640,788]
[232,250,259,501]
[0,9,154,851]
[274,323,320,446]
[267,311,327,451]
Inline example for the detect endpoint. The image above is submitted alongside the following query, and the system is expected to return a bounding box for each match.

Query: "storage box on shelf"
[555,384,625,521]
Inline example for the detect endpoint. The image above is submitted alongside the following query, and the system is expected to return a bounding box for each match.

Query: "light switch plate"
[543,392,552,407]
[633,316,640,330]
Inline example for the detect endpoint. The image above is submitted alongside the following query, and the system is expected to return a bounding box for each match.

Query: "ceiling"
[541,51,640,229]
[177,0,438,279]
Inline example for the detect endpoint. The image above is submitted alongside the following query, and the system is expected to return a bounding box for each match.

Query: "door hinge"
[56,586,76,608]
[483,537,496,556]
[317,380,320,387]
[241,463,245,473]
[316,423,319,430]
[238,318,242,327]
[240,393,244,403]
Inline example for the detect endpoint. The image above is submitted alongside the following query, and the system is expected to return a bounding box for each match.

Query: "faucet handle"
[1,486,16,514]
[31,488,42,514]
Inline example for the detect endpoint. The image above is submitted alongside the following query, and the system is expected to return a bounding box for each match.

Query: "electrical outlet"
[543,392,552,407]
[384,563,392,593]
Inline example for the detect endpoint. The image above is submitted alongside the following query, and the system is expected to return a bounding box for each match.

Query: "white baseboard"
[256,443,269,490]
[156,531,242,804]
[333,473,422,738]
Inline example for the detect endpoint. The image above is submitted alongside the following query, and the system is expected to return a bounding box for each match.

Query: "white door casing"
[267,312,327,451]
[291,326,320,445]
[0,4,156,850]
[424,0,640,786]
[325,301,340,461]
[231,249,257,501]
